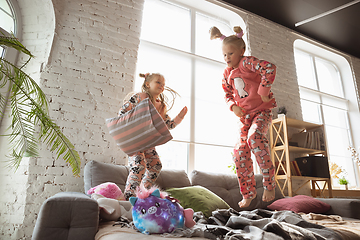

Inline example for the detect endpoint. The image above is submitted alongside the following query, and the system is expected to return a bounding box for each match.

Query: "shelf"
[270,116,332,198]
[273,145,326,155]
[272,116,323,130]
[275,175,330,181]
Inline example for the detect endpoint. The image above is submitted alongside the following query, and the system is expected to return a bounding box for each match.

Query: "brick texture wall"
[0,0,144,239]
[0,0,359,239]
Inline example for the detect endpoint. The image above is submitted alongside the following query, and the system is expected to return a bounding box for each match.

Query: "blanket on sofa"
[105,208,345,240]
[189,208,343,240]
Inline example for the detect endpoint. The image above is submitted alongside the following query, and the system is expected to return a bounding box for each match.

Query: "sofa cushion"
[166,185,230,218]
[84,160,191,195]
[32,192,99,240]
[266,195,331,214]
[318,198,360,219]
[84,160,130,195]
[189,170,283,211]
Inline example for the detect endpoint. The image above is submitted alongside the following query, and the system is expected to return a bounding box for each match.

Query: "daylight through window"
[135,0,247,174]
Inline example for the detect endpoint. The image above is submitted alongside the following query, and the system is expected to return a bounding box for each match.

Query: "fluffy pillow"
[267,195,331,214]
[87,182,125,201]
[166,185,230,218]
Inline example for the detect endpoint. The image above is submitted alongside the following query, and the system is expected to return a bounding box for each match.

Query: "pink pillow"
[267,195,331,214]
[87,182,125,200]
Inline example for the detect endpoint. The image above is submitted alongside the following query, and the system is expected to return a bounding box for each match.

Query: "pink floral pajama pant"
[124,147,162,200]
[233,109,275,199]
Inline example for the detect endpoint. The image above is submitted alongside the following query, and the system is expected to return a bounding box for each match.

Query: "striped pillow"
[106,98,173,156]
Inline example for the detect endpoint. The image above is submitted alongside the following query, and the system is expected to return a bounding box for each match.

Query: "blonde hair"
[138,73,179,114]
[210,26,246,51]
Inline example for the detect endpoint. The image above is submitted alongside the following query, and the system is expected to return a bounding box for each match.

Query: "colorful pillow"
[266,195,331,214]
[166,185,230,218]
[106,98,172,156]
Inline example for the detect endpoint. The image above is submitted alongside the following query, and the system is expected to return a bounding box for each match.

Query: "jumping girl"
[119,73,187,200]
[210,26,277,208]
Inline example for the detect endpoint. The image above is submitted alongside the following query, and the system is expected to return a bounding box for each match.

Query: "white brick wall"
[247,15,303,120]
[0,0,359,239]
[0,0,143,239]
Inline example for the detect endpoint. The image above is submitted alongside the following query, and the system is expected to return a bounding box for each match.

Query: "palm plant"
[0,33,80,177]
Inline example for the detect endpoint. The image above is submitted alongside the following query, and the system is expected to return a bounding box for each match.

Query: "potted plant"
[277,106,287,118]
[338,176,349,190]
[0,33,80,176]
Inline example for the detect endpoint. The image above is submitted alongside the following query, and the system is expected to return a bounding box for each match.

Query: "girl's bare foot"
[262,189,275,202]
[238,194,256,208]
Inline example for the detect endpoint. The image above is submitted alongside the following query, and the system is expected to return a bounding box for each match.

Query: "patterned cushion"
[106,98,172,156]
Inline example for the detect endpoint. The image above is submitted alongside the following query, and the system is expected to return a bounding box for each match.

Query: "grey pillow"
[190,170,283,211]
[84,160,192,196]
[84,160,129,195]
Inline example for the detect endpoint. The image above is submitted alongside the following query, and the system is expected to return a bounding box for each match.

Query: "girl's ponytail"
[209,26,224,40]
[139,73,149,79]
[233,26,243,35]
[210,26,246,50]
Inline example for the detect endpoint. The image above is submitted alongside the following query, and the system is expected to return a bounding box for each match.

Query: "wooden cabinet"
[269,116,333,198]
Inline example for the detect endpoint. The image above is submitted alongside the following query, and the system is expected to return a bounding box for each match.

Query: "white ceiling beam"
[295,0,360,27]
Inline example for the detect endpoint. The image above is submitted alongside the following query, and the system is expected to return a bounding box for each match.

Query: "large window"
[0,0,19,126]
[1,0,17,56]
[135,0,247,174]
[294,41,359,188]
[0,0,16,33]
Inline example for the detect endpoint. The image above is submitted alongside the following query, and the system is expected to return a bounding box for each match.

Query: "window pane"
[0,11,14,33]
[0,0,11,12]
[194,144,234,174]
[135,43,191,142]
[300,99,321,124]
[325,125,350,157]
[321,95,348,110]
[140,0,190,52]
[194,58,237,146]
[156,141,188,171]
[1,46,4,58]
[322,105,348,128]
[299,88,321,103]
[315,58,343,97]
[330,156,357,188]
[195,12,232,62]
[294,50,317,89]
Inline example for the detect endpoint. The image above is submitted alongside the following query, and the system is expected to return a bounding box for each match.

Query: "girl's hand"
[232,105,245,117]
[178,106,188,119]
[261,94,272,103]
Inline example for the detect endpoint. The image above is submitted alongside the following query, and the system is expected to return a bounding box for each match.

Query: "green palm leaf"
[0,33,33,58]
[0,33,81,176]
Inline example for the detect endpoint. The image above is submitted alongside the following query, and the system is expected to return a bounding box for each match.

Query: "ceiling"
[222,0,360,59]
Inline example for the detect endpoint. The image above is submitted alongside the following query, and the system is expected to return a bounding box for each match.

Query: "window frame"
[135,0,247,174]
[294,40,360,188]
[0,0,21,127]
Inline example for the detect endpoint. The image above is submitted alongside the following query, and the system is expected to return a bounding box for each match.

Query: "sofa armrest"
[318,198,360,220]
[32,192,99,240]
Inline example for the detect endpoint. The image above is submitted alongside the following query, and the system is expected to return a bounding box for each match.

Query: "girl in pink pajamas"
[119,73,187,200]
[210,26,277,208]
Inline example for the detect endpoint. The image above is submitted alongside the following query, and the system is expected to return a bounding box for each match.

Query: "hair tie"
[235,31,244,38]
[219,35,226,41]
[144,73,150,78]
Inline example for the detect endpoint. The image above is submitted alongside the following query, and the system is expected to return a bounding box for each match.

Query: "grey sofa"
[32,160,360,240]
